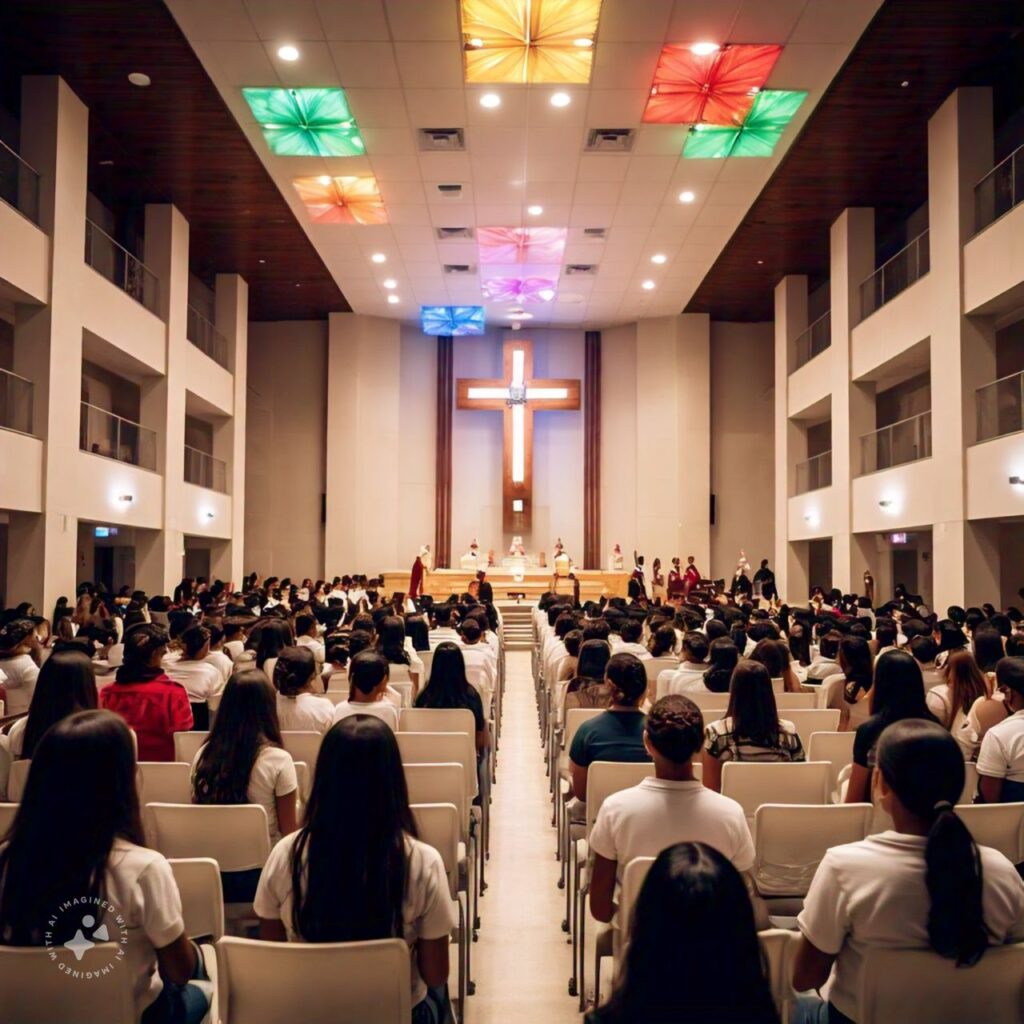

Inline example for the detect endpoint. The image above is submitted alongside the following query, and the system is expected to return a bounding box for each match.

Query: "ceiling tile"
[693,203,746,228]
[465,126,528,161]
[193,40,277,86]
[385,204,432,225]
[474,180,525,204]
[611,205,659,228]
[244,0,323,40]
[789,0,882,45]
[568,204,615,227]
[465,88,530,126]
[368,153,423,180]
[563,241,606,262]
[168,0,257,41]
[707,180,762,206]
[590,42,664,90]
[394,41,464,88]
[524,151,581,184]
[665,0,743,42]
[344,89,410,127]
[597,0,674,41]
[435,240,477,263]
[768,43,847,90]
[314,0,390,40]
[269,41,340,85]
[632,124,689,156]
[428,202,478,226]
[583,89,648,125]
[576,154,630,183]
[418,151,473,180]
[399,243,440,262]
[472,204,522,225]
[522,182,574,206]
[730,0,807,44]
[328,41,402,87]
[357,127,416,154]
[571,180,623,205]
[623,155,677,185]
[391,225,437,245]
[404,89,468,127]
[521,205,571,227]
[382,0,460,41]
[526,89,589,127]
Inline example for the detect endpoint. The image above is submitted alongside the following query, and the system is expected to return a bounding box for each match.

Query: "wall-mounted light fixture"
[117,493,134,505]
[203,508,216,520]
[1010,475,1023,486]
[878,498,893,508]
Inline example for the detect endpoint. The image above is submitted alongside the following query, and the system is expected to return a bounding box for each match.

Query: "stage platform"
[381,567,630,603]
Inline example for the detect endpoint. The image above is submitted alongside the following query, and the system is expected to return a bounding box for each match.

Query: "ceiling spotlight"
[258,258,266,264]
[573,37,594,48]
[127,72,151,87]
[690,42,720,56]
[641,280,656,290]
[469,37,484,48]
[878,498,893,508]
[508,309,533,321]
[537,288,556,301]
[480,93,501,109]
[204,508,216,520]
[900,80,910,88]
[387,294,400,305]
[527,204,543,216]
[550,92,571,108]
[757,259,764,265]
[382,278,397,289]
[678,190,695,203]
[117,493,134,504]
[317,174,332,186]
[650,253,667,264]
[371,253,387,264]
[277,44,300,61]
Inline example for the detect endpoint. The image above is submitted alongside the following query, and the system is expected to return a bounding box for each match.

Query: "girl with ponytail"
[793,719,1024,1023]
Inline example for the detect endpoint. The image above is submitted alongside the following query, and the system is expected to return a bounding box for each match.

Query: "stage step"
[498,603,534,651]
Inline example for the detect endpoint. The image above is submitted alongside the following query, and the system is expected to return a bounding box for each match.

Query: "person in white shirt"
[589,693,754,923]
[331,650,400,731]
[272,645,334,734]
[202,623,233,685]
[805,632,841,682]
[0,709,211,1023]
[163,625,223,702]
[457,619,496,707]
[977,657,1024,804]
[222,618,250,662]
[0,618,41,716]
[428,604,461,648]
[611,618,652,660]
[293,612,325,671]
[793,719,1024,1024]
[191,670,298,849]
[663,632,711,697]
[254,714,456,1020]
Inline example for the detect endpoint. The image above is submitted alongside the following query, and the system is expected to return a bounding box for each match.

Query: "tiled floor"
[469,651,583,1023]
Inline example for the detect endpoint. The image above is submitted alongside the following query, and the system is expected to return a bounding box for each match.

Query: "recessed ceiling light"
[550,92,571,108]
[527,204,543,216]
[537,288,556,301]
[295,283,301,288]
[371,253,387,263]
[900,80,910,88]
[258,258,266,264]
[678,190,695,203]
[757,259,764,265]
[99,159,115,166]
[480,93,501,109]
[469,37,484,48]
[277,44,300,62]
[127,72,151,87]
[651,253,667,264]
[573,38,593,48]
[382,278,397,289]
[387,294,400,304]
[690,42,720,56]
[317,174,332,186]
[641,280,656,290]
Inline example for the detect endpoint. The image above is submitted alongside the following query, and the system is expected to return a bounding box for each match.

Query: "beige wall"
[245,321,327,579]
[710,321,775,580]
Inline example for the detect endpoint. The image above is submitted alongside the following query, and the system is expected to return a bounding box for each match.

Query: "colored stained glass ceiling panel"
[421,306,486,336]
[460,0,602,84]
[477,227,567,264]
[683,89,808,158]
[642,44,783,126]
[482,277,558,303]
[242,87,364,157]
[292,175,388,225]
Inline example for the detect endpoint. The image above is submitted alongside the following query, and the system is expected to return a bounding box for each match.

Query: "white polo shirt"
[798,831,1024,1020]
[331,699,400,732]
[588,777,754,884]
[0,654,39,716]
[276,692,335,734]
[666,663,710,697]
[977,708,1024,783]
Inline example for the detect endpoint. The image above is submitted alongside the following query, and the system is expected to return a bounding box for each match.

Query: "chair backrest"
[955,803,1024,864]
[294,761,311,803]
[0,944,135,1024]
[754,803,873,897]
[387,664,412,683]
[399,707,476,736]
[280,731,322,772]
[961,762,978,805]
[207,690,223,723]
[563,707,603,750]
[395,732,478,799]
[806,731,856,797]
[145,803,271,872]
[644,656,678,683]
[389,680,414,708]
[410,802,460,897]
[775,692,817,709]
[7,758,29,802]
[585,761,656,835]
[169,856,225,941]
[858,943,1024,1024]
[173,730,209,765]
[0,802,18,838]
[417,648,434,681]
[216,936,412,1024]
[759,929,799,1022]
[721,761,831,819]
[324,690,348,705]
[686,691,729,715]
[403,763,468,838]
[137,761,193,805]
[618,855,656,945]
[782,709,842,749]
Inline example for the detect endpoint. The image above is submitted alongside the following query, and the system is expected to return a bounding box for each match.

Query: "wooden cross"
[456,338,581,532]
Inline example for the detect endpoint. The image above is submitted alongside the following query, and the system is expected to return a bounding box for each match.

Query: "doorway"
[892,548,919,598]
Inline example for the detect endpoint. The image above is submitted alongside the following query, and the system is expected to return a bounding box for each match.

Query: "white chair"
[776,692,817,709]
[956,803,1024,864]
[644,656,678,700]
[294,761,311,803]
[169,857,225,942]
[324,691,348,705]
[0,801,17,836]
[145,803,271,872]
[137,762,193,805]
[417,648,434,684]
[783,709,842,749]
[618,855,656,944]
[389,680,414,708]
[759,928,799,1023]
[215,936,412,1024]
[399,707,476,736]
[396,732,478,800]
[6,758,29,802]
[961,762,978,805]
[858,943,1024,1024]
[807,731,856,800]
[404,763,469,835]
[207,691,223,724]
[174,730,209,764]
[721,761,831,822]
[555,708,604,882]
[280,731,322,773]
[0,944,135,1023]
[686,692,730,716]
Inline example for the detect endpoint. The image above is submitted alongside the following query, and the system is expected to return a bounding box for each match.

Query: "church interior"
[2,2,1024,1022]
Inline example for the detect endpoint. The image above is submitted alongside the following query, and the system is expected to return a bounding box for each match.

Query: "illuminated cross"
[456,338,580,532]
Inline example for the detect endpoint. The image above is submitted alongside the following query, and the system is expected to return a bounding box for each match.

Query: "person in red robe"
[683,555,701,597]
[668,557,684,598]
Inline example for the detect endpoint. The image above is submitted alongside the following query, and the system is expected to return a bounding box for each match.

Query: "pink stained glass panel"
[481,276,559,303]
[477,226,567,264]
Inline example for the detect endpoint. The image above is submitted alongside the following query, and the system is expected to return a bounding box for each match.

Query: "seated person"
[664,632,710,696]
[563,639,614,714]
[163,625,223,702]
[805,631,841,683]
[977,657,1024,803]
[702,638,739,694]
[589,695,754,924]
[415,641,489,754]
[822,636,874,731]
[273,646,335,734]
[611,618,651,660]
[331,650,400,731]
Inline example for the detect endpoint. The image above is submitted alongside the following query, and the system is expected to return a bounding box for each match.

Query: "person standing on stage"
[683,556,702,598]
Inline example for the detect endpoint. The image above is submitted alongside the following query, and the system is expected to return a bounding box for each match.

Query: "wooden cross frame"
[456,338,581,532]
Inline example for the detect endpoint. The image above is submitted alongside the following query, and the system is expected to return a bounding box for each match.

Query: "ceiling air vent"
[443,264,476,275]
[582,227,607,240]
[435,183,464,200]
[584,128,635,153]
[418,128,466,151]
[435,227,475,240]
[565,264,597,276]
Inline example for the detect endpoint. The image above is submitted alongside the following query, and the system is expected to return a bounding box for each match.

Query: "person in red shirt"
[100,623,192,761]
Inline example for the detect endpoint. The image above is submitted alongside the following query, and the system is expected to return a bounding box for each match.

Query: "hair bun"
[933,799,953,812]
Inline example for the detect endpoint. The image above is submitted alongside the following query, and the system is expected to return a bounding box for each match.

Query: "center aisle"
[469,650,581,1023]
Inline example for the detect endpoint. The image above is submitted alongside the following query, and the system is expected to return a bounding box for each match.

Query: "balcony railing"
[84,219,160,315]
[794,310,831,370]
[795,450,832,495]
[186,305,230,369]
[859,229,930,321]
[976,369,1024,443]
[859,410,932,475]
[80,402,157,470]
[0,139,40,224]
[0,367,33,434]
[184,445,228,493]
[975,144,1024,234]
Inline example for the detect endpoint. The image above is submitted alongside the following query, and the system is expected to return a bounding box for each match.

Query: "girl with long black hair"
[795,719,1024,1024]
[254,715,456,1021]
[823,635,874,731]
[415,641,489,752]
[0,710,210,1023]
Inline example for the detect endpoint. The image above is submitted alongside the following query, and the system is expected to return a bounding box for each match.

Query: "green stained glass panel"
[242,87,365,157]
[683,124,741,159]
[683,89,808,159]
